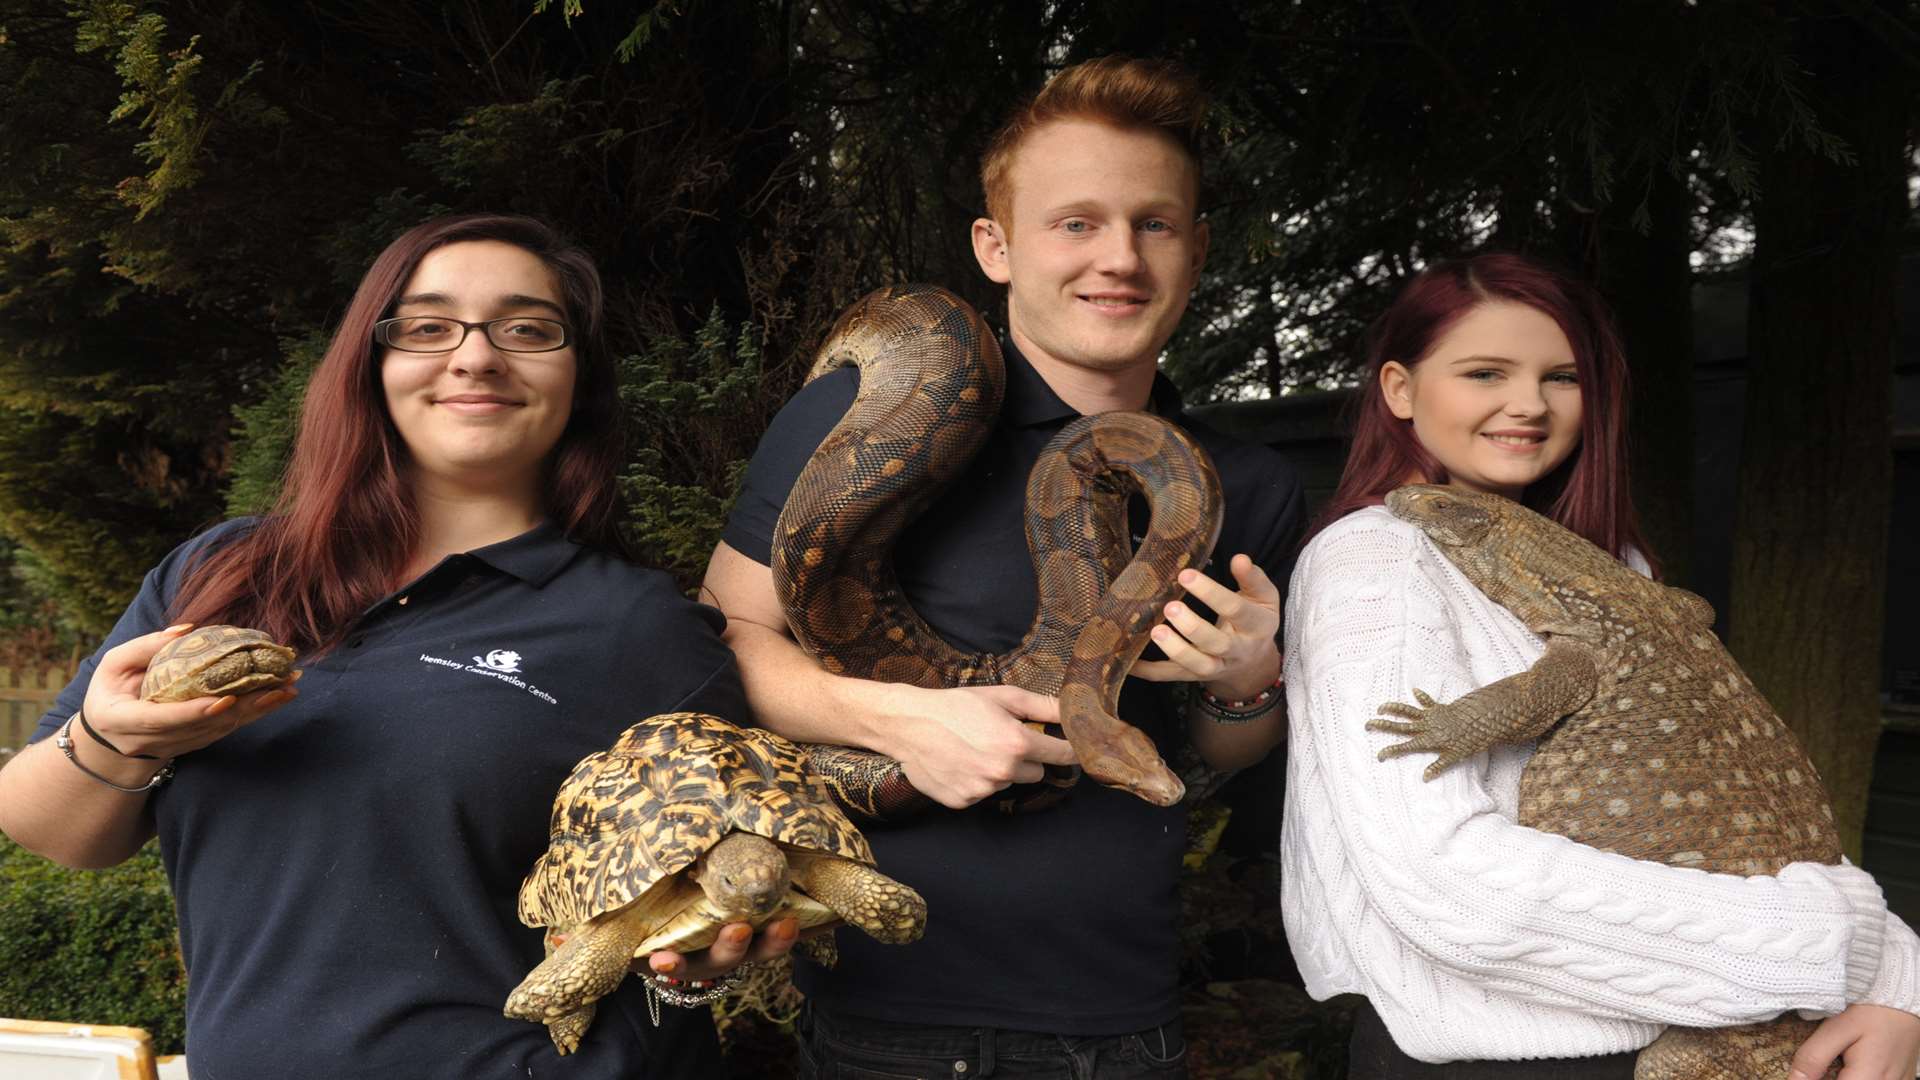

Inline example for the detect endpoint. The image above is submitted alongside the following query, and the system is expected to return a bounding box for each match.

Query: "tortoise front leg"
[787,851,926,945]
[1366,638,1600,781]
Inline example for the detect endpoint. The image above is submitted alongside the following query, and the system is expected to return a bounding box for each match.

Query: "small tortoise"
[504,713,926,1054]
[141,625,297,702]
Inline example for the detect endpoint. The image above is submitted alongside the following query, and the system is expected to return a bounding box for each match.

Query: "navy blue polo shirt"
[35,520,742,1079]
[723,341,1306,1034]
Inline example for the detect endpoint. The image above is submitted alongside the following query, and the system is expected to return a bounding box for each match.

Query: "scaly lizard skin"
[1368,485,1842,1080]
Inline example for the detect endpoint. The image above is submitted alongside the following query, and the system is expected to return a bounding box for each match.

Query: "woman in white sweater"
[1281,253,1920,1079]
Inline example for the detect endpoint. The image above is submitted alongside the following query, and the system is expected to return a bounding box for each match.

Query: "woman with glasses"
[0,214,792,1077]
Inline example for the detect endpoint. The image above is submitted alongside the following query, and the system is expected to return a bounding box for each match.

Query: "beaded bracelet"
[1198,676,1282,711]
[1194,677,1283,726]
[641,968,745,1026]
[56,715,174,793]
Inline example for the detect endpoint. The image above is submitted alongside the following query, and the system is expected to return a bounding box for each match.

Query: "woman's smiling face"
[379,240,577,493]
[1379,300,1583,500]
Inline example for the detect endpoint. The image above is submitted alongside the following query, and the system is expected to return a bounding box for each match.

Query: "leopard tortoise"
[504,712,926,1053]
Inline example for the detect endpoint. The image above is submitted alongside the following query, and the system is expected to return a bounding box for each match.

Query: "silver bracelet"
[640,969,744,1026]
[55,716,174,793]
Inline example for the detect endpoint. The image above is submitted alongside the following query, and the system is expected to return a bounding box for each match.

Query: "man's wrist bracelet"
[1198,676,1282,711]
[1194,677,1283,726]
[56,716,173,793]
[76,710,160,760]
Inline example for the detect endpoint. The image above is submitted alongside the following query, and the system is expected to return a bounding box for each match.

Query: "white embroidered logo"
[474,649,522,673]
[417,648,556,705]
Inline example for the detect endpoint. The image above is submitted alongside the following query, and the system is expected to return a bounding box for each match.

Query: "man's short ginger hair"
[979,55,1207,227]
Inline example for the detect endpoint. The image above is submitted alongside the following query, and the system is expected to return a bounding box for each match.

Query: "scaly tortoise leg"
[1367,638,1600,781]
[545,1003,597,1056]
[504,909,648,1054]
[786,851,926,945]
[796,931,840,968]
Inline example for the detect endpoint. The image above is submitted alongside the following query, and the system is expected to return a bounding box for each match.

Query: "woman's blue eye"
[1547,371,1580,385]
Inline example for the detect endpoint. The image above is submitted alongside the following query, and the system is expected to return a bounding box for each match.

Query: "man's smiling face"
[975,118,1208,381]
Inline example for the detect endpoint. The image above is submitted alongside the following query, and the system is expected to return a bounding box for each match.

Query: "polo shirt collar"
[465,520,579,587]
[999,338,1187,428]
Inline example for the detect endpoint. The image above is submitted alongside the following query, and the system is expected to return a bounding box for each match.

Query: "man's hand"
[1130,554,1281,700]
[884,684,1072,808]
[1791,1003,1920,1080]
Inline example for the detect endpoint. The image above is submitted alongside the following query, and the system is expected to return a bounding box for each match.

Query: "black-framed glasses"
[372,316,571,354]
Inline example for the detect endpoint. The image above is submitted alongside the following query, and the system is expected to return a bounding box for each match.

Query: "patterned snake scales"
[772,284,1224,819]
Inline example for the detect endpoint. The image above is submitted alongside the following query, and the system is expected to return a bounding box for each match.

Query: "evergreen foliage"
[618,308,765,587]
[224,334,324,518]
[6,0,1890,627]
[0,835,185,1053]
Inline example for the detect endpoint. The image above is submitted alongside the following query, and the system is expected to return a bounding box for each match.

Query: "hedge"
[0,834,186,1053]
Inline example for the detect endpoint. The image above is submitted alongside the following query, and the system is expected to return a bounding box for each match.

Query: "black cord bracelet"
[76,709,160,760]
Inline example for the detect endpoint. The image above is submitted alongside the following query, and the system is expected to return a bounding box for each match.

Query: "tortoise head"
[688,832,791,921]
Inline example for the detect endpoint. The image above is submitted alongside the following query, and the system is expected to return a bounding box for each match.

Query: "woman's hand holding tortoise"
[80,624,300,764]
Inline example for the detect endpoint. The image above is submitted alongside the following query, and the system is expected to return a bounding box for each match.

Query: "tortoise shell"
[141,625,297,703]
[517,712,874,931]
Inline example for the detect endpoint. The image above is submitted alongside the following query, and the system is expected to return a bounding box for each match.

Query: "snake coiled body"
[773,284,1223,816]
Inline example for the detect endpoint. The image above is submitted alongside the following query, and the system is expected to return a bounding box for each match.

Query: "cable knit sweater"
[1281,507,1920,1064]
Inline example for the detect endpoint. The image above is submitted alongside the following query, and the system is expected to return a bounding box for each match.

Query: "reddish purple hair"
[1312,252,1657,572]
[172,214,630,653]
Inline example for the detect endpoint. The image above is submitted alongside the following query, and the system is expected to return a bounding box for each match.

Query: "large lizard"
[1365,484,1843,1080]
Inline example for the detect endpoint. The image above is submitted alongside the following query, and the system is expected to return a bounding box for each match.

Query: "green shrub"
[618,307,770,588]
[225,333,325,517]
[0,834,185,1053]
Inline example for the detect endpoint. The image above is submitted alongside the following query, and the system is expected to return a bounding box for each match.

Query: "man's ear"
[972,217,1012,285]
[1380,361,1416,420]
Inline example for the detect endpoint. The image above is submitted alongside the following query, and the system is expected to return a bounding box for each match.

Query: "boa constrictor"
[772,284,1224,818]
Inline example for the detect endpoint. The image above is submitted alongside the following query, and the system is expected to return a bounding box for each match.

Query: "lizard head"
[1384,484,1603,636]
[1385,484,1498,548]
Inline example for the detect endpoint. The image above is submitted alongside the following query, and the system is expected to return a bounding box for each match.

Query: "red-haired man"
[704,55,1305,1076]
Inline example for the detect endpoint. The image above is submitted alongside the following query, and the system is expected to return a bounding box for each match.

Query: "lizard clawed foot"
[1366,688,1489,781]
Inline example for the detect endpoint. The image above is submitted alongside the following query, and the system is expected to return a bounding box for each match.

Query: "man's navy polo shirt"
[723,341,1306,1034]
[35,520,743,1079]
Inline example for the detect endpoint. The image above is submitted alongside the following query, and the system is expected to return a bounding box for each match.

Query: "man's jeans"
[794,1003,1188,1079]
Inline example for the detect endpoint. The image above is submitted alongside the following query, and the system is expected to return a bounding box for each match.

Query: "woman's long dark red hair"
[1312,252,1657,572]
[172,214,630,653]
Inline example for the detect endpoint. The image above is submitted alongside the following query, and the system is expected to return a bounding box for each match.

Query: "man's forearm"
[1185,696,1285,772]
[722,618,913,755]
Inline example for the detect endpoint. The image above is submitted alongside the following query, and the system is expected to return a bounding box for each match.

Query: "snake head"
[1060,685,1186,807]
[1112,761,1186,807]
[1079,719,1186,806]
